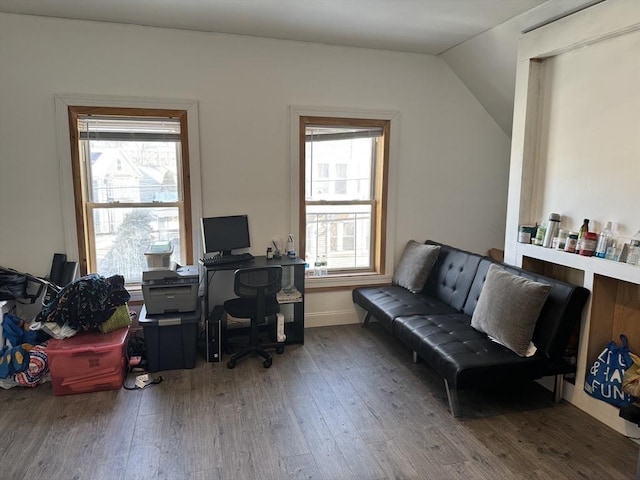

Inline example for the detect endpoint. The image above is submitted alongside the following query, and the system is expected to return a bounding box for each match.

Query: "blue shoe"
[0,345,11,378]
[0,344,30,378]
[11,345,30,374]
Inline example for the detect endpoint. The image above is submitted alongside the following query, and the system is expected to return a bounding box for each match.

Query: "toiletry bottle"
[595,221,613,258]
[534,221,547,246]
[627,229,640,266]
[576,219,589,253]
[554,229,567,250]
[286,234,296,258]
[564,231,579,253]
[579,232,597,257]
[319,255,328,276]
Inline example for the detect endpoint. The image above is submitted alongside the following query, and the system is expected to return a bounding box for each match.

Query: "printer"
[142,264,199,315]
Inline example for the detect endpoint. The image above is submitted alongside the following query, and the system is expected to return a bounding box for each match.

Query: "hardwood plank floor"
[0,323,637,480]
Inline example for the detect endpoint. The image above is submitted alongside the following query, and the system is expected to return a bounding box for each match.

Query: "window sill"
[304,273,392,290]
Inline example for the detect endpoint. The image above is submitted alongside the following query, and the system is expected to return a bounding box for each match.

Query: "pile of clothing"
[0,313,49,387]
[32,273,130,338]
[0,273,130,389]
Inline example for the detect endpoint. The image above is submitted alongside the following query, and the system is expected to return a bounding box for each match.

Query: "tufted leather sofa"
[352,240,590,416]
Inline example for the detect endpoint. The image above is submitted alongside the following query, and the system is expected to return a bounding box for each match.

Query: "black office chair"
[224,265,283,369]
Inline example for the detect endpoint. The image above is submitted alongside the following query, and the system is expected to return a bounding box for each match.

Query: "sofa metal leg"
[444,379,461,417]
[362,312,371,328]
[412,351,419,364]
[553,374,564,403]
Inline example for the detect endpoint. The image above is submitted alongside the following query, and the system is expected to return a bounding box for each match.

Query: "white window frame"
[55,94,203,299]
[290,106,399,288]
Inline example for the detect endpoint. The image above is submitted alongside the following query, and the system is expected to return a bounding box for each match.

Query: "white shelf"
[516,243,640,285]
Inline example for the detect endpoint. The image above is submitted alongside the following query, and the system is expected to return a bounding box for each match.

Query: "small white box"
[144,241,173,268]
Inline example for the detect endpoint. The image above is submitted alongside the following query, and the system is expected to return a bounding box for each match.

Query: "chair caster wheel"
[227,360,236,369]
[276,346,284,354]
[263,358,272,368]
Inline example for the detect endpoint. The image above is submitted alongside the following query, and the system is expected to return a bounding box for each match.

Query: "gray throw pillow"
[392,241,440,293]
[471,264,551,357]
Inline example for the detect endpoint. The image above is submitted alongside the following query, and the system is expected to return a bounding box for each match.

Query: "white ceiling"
[0,0,549,55]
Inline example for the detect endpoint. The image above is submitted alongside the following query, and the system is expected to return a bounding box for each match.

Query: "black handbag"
[0,266,27,300]
[0,266,51,304]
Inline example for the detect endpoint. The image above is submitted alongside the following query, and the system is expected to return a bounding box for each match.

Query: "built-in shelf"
[516,242,640,361]
[504,0,640,438]
[516,243,640,285]
[515,242,640,437]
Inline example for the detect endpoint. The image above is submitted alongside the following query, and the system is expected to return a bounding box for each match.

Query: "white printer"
[142,264,199,315]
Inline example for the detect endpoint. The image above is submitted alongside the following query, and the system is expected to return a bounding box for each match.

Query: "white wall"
[534,29,640,237]
[505,0,640,264]
[441,0,600,137]
[0,13,510,325]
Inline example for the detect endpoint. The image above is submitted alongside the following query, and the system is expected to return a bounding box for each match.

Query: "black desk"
[200,255,306,345]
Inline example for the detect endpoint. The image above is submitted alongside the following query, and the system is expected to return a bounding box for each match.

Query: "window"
[334,163,348,195]
[300,116,390,275]
[67,107,193,284]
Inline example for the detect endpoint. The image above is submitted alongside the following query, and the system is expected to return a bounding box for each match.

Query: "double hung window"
[300,116,390,276]
[67,107,193,284]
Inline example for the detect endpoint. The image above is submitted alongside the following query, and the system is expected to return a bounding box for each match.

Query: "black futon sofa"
[352,240,589,416]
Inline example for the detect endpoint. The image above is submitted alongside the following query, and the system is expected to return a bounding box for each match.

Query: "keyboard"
[201,252,255,266]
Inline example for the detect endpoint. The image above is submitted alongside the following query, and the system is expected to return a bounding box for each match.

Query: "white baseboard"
[304,309,361,328]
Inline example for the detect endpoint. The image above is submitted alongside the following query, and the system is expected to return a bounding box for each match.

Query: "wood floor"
[0,323,637,480]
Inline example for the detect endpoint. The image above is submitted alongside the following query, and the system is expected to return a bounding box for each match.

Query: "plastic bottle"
[318,255,328,276]
[543,213,561,248]
[576,219,589,253]
[595,221,613,258]
[534,221,547,246]
[286,234,296,258]
[553,229,567,250]
[626,229,640,266]
[314,257,323,276]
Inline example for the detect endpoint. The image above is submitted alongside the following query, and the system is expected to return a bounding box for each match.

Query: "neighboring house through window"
[299,115,391,276]
[66,106,194,284]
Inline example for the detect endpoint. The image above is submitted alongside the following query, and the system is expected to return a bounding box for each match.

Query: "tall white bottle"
[286,234,296,258]
[595,221,613,259]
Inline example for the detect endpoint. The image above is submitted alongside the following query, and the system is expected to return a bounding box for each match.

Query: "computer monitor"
[201,215,251,257]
